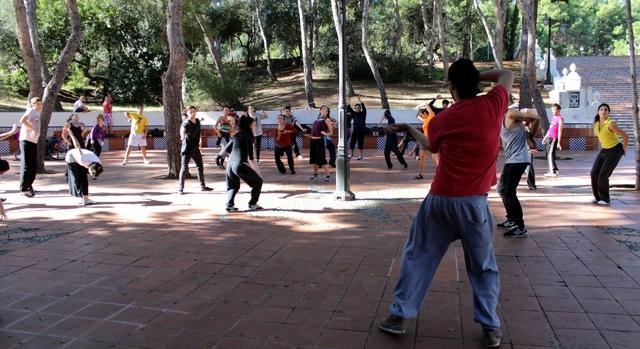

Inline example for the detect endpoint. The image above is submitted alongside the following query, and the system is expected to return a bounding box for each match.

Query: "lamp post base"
[335,190,356,201]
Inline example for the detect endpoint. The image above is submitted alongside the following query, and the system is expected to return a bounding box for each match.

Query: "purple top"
[89,124,106,141]
[311,118,328,137]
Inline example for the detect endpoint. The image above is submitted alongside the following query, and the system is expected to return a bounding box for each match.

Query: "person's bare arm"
[479,69,515,92]
[66,126,82,149]
[324,118,333,136]
[609,122,629,154]
[505,109,540,129]
[557,118,564,150]
[0,124,18,141]
[388,124,430,152]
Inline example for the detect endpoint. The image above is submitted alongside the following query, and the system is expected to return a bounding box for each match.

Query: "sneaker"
[504,226,528,238]
[595,200,610,206]
[356,156,363,160]
[248,204,263,211]
[21,190,34,198]
[143,159,151,165]
[122,159,127,166]
[83,199,96,206]
[290,170,296,175]
[378,314,405,335]
[414,174,423,180]
[225,206,238,212]
[483,328,501,348]
[324,175,331,182]
[403,163,408,169]
[201,186,213,192]
[297,155,304,159]
[310,174,319,180]
[543,172,557,177]
[177,190,184,195]
[528,185,537,190]
[496,220,515,229]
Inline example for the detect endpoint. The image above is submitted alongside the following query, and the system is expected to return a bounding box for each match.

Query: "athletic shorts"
[128,133,147,147]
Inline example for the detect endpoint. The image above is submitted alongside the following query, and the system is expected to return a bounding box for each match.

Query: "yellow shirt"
[129,112,148,134]
[594,118,621,149]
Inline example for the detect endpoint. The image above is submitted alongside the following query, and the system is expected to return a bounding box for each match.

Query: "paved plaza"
[0,149,639,348]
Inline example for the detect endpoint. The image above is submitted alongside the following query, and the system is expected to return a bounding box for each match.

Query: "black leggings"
[226,161,263,208]
[20,140,37,192]
[350,129,365,150]
[179,149,206,191]
[67,162,88,197]
[546,138,559,173]
[384,134,406,168]
[497,162,529,228]
[254,135,263,161]
[591,143,624,203]
[275,145,295,173]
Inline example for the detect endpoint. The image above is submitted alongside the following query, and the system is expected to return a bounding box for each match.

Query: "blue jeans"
[389,194,501,329]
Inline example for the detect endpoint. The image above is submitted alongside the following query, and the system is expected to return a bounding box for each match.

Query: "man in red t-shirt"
[378,59,513,349]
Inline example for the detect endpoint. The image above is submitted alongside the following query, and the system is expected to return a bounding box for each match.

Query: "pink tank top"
[548,115,563,139]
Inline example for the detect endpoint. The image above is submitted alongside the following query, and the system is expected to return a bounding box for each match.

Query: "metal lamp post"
[544,15,553,85]
[335,0,355,201]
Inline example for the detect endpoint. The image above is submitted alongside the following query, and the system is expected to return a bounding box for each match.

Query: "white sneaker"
[595,200,610,206]
[122,159,127,166]
[543,172,557,177]
[297,155,304,159]
[143,159,151,165]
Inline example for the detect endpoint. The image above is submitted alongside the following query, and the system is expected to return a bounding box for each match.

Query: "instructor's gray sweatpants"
[389,193,501,329]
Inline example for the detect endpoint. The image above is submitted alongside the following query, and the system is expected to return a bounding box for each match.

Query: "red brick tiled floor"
[0,149,639,348]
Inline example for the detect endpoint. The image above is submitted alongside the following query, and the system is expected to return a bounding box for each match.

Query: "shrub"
[187,64,250,108]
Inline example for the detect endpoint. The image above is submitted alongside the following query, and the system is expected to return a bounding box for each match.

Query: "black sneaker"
[503,226,528,238]
[378,314,405,335]
[201,186,213,192]
[496,220,515,229]
[225,206,238,212]
[483,328,501,348]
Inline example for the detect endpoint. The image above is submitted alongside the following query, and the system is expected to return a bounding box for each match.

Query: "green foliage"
[187,60,249,108]
[0,68,28,96]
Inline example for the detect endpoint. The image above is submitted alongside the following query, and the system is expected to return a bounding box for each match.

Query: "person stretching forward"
[65,127,104,205]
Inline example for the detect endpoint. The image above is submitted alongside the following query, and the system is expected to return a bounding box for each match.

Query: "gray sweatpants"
[389,193,501,329]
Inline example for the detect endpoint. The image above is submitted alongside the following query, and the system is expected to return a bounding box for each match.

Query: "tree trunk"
[254,1,276,81]
[361,0,389,109]
[473,0,502,68]
[391,0,402,55]
[13,0,44,101]
[162,0,187,179]
[15,0,82,173]
[461,0,473,58]
[296,0,315,107]
[195,14,223,79]
[494,0,506,68]
[420,0,435,79]
[624,0,640,189]
[518,13,531,108]
[519,0,549,131]
[434,0,449,78]
[309,0,318,60]
[504,1,519,60]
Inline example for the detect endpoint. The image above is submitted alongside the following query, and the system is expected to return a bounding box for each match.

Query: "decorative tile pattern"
[535,138,545,151]
[263,136,275,150]
[376,137,385,150]
[154,137,167,150]
[0,140,10,155]
[569,137,587,151]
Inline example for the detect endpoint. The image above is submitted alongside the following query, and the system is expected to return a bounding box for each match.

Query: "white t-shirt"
[65,148,101,168]
[73,99,85,111]
[19,108,41,143]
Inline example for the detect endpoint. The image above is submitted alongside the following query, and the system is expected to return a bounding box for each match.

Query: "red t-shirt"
[102,100,112,113]
[428,85,508,197]
[276,124,295,147]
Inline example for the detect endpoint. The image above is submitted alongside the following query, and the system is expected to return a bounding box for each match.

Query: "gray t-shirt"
[500,120,530,164]
[19,108,41,144]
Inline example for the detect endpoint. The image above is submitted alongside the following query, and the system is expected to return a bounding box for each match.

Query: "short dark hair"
[447,58,480,100]
[552,103,561,110]
[188,105,197,110]
[88,162,103,178]
[284,105,291,111]
[442,99,450,105]
[0,159,9,173]
[137,104,144,108]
